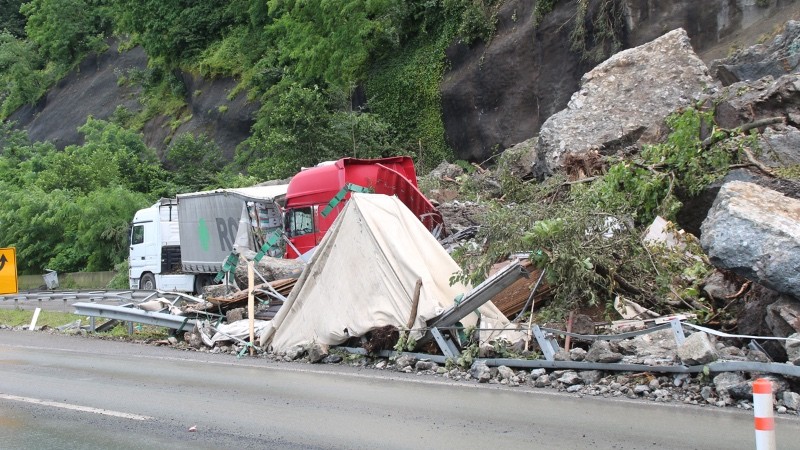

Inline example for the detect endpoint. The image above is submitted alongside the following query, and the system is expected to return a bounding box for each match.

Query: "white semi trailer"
[128,185,288,293]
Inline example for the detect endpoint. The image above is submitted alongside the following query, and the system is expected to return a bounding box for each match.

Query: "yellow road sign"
[0,247,18,295]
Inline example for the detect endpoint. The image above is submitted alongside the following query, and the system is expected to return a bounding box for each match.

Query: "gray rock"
[470,361,492,383]
[569,347,587,362]
[557,371,583,386]
[585,341,624,363]
[677,332,719,365]
[529,368,547,379]
[533,29,716,178]
[322,354,343,364]
[285,345,306,361]
[307,343,329,364]
[758,126,800,168]
[713,372,749,400]
[226,308,245,323]
[167,336,178,346]
[394,354,417,370]
[553,349,571,361]
[766,298,800,337]
[786,333,800,365]
[783,391,800,410]
[633,385,650,395]
[701,181,800,299]
[700,386,715,401]
[578,370,603,385]
[534,374,551,388]
[711,20,800,86]
[497,365,515,381]
[566,385,583,393]
[415,360,439,372]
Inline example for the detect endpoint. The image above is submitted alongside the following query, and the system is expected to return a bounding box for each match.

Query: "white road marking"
[0,393,152,421]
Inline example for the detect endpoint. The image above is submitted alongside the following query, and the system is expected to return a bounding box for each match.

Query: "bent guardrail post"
[415,260,528,349]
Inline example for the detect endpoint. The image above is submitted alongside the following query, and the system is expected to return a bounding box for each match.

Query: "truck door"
[129,220,158,279]
[284,206,317,258]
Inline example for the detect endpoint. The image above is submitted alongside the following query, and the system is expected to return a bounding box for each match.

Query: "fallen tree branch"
[741,146,776,177]
[725,281,751,300]
[701,116,785,149]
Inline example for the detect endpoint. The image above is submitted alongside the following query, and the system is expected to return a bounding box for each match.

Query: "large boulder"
[531,29,716,178]
[700,181,800,297]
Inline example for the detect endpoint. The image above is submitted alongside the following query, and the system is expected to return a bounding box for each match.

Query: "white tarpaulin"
[260,194,511,353]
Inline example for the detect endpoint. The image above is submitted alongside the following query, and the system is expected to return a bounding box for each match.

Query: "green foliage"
[588,108,732,225]
[570,0,624,62]
[165,133,226,192]
[532,0,558,27]
[0,32,51,118]
[264,0,405,89]
[239,83,401,179]
[367,35,453,173]
[21,0,111,65]
[107,260,131,289]
[110,0,241,66]
[0,123,162,274]
[0,0,26,37]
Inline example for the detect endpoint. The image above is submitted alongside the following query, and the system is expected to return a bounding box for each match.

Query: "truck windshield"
[285,207,314,237]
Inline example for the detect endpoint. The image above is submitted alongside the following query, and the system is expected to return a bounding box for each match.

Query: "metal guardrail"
[0,289,160,303]
[72,302,198,332]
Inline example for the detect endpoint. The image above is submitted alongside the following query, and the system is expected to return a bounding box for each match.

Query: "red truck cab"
[283,156,444,258]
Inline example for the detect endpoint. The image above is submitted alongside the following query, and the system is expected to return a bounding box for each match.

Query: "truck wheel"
[193,275,212,295]
[140,273,156,290]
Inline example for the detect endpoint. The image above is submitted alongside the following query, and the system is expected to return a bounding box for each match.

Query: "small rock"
[322,354,343,364]
[648,379,661,390]
[553,349,571,361]
[783,391,800,410]
[226,308,244,323]
[777,406,788,414]
[677,332,719,365]
[497,365,515,381]
[285,345,306,361]
[167,336,178,346]
[569,347,587,361]
[700,386,715,401]
[394,354,417,370]
[415,360,438,372]
[786,333,800,365]
[566,385,583,393]
[534,374,551,388]
[478,343,496,358]
[307,343,329,363]
[375,360,387,369]
[633,385,650,396]
[470,361,492,383]
[585,341,623,363]
[529,368,547,379]
[578,370,603,385]
[557,371,583,386]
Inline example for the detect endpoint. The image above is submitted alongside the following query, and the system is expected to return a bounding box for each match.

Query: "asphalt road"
[0,331,798,449]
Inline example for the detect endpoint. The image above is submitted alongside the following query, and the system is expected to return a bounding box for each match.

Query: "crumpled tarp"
[260,194,512,352]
